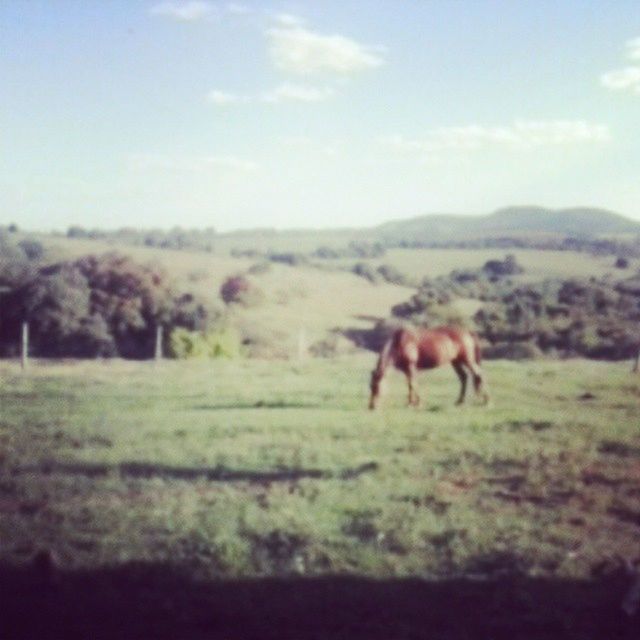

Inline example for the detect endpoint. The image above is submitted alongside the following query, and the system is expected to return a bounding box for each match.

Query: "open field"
[362,248,629,281]
[1,356,639,637]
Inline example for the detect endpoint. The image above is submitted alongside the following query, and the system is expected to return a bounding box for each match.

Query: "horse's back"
[415,326,479,367]
[388,326,479,369]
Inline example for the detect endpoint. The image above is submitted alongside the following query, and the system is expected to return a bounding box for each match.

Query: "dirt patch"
[598,440,640,459]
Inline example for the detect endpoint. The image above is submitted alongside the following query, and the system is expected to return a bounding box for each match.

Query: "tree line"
[1,232,213,358]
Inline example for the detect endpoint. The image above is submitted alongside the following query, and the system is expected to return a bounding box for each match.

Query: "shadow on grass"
[192,401,323,410]
[1,561,637,640]
[15,460,379,483]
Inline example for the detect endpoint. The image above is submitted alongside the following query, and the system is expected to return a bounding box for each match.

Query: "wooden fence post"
[21,322,29,370]
[155,326,163,362]
[633,347,640,373]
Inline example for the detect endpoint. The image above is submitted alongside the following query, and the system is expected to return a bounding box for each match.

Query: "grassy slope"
[365,247,624,280]
[1,357,639,637]
[36,235,635,348]
[36,234,415,350]
[1,356,639,579]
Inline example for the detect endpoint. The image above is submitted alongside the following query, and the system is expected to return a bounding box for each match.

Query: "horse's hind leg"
[452,362,468,405]
[468,363,489,405]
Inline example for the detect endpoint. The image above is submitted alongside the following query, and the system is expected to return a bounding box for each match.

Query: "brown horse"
[369,326,489,410]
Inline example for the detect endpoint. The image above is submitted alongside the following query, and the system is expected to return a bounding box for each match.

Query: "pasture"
[1,356,639,638]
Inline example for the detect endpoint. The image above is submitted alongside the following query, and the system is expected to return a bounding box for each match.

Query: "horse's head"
[369,369,383,410]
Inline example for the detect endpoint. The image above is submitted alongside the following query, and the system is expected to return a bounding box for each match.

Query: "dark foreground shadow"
[1,562,637,640]
[15,461,379,483]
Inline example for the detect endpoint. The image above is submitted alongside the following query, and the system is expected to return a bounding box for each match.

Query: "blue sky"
[1,0,639,231]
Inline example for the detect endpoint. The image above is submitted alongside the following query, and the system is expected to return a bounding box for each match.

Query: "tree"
[0,252,212,358]
[220,275,263,307]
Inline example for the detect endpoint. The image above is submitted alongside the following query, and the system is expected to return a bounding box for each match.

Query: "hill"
[375,206,640,244]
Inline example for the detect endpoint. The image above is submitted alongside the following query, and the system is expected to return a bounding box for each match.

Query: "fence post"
[155,326,163,362]
[21,322,29,370]
[633,347,640,373]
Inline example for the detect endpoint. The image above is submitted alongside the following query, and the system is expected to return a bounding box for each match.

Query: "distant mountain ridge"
[375,206,640,243]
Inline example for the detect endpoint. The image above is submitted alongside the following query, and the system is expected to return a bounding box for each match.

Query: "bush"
[351,262,380,284]
[169,327,242,359]
[376,264,415,287]
[0,252,211,359]
[482,341,543,360]
[220,275,264,307]
[268,253,308,267]
[0,235,37,290]
[482,254,524,277]
[348,241,386,258]
[247,261,272,275]
[18,240,45,261]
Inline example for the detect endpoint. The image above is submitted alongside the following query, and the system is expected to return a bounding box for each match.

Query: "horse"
[368,326,489,410]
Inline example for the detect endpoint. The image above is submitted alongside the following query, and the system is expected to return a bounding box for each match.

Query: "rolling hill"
[374,206,640,244]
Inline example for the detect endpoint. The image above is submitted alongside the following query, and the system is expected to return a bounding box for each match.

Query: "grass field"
[1,356,639,637]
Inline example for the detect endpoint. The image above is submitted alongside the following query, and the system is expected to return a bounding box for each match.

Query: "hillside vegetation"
[2,207,640,362]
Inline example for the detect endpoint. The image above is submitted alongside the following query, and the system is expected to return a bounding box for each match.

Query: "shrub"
[247,261,272,275]
[220,275,264,307]
[268,252,308,267]
[0,252,211,358]
[169,327,241,359]
[351,262,380,284]
[482,341,543,360]
[376,264,415,287]
[18,240,45,261]
[482,254,524,277]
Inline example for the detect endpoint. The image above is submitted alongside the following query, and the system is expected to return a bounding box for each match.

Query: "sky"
[1,0,640,232]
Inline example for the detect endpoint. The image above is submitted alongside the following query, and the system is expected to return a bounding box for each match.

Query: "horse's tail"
[375,334,394,375]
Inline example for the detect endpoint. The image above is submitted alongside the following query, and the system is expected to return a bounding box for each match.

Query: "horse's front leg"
[405,365,420,406]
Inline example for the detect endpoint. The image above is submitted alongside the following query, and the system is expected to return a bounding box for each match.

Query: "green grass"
[1,356,639,584]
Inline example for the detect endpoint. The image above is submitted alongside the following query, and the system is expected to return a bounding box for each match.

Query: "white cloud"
[206,89,245,105]
[381,120,610,154]
[601,66,640,94]
[600,36,640,94]
[274,13,305,28]
[129,153,258,173]
[508,120,610,145]
[149,1,215,21]
[261,83,334,103]
[266,18,385,75]
[206,84,335,105]
[625,36,640,61]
